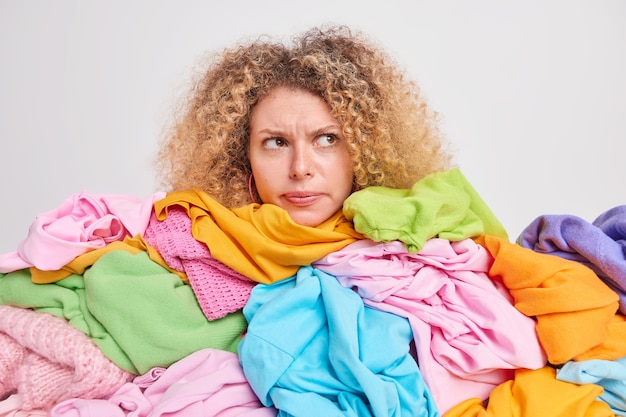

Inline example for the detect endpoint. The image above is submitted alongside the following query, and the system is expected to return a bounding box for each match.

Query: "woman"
[155,25,454,227]
[148,24,458,416]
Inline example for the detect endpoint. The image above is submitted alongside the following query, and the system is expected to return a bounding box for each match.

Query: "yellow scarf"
[153,190,363,284]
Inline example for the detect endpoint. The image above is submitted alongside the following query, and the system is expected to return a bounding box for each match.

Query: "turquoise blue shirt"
[239,265,439,417]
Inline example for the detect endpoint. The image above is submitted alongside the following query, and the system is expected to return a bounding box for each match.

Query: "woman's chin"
[286,209,330,228]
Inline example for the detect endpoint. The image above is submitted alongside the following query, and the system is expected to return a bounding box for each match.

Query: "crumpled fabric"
[0,395,47,417]
[477,234,619,364]
[518,205,626,314]
[342,167,508,253]
[314,238,546,413]
[557,356,626,416]
[239,265,438,416]
[0,305,133,411]
[154,190,362,284]
[443,366,613,417]
[142,206,255,320]
[51,348,276,417]
[0,191,165,273]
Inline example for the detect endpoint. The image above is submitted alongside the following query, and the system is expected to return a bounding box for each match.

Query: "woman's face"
[249,87,354,227]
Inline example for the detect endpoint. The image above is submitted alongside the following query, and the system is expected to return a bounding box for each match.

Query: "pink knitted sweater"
[142,206,255,320]
[0,305,134,411]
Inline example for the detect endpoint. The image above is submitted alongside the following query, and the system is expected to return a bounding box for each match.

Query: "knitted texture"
[0,305,134,411]
[143,206,255,320]
[0,334,25,394]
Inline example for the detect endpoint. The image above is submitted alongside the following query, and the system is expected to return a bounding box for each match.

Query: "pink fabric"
[0,395,47,417]
[0,305,133,411]
[51,348,277,417]
[0,191,166,273]
[313,238,547,414]
[142,207,255,320]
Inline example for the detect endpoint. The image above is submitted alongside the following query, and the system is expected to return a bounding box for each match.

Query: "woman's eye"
[316,134,338,147]
[264,137,286,149]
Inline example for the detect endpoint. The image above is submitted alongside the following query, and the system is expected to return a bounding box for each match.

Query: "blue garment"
[556,356,626,416]
[239,266,438,417]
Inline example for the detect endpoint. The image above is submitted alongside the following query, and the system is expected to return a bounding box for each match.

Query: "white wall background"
[1,0,624,253]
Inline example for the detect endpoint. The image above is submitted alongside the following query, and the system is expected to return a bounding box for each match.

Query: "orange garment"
[443,366,613,417]
[29,236,186,284]
[476,235,619,364]
[574,313,626,361]
[154,190,363,284]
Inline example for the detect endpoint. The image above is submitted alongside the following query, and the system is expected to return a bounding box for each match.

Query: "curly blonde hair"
[155,25,454,208]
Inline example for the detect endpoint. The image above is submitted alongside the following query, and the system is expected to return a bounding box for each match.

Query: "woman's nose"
[289,146,314,179]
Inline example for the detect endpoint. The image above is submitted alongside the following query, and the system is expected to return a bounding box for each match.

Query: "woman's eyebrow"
[311,124,342,136]
[254,124,341,137]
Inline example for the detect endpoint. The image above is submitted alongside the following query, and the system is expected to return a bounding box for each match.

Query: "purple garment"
[313,238,546,414]
[517,205,626,313]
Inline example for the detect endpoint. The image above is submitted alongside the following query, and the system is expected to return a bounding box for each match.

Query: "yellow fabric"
[477,234,619,364]
[443,366,613,417]
[153,189,363,284]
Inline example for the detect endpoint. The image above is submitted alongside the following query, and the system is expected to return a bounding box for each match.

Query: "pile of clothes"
[0,168,624,416]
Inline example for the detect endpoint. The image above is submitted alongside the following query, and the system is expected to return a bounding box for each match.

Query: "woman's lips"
[282,192,321,206]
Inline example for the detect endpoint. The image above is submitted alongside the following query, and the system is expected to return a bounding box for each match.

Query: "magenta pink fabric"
[142,207,255,320]
[0,191,166,273]
[51,348,276,417]
[314,238,547,414]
